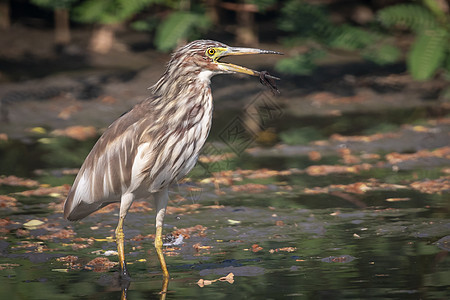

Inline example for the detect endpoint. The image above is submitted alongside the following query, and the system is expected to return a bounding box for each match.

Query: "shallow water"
[1,190,449,299]
[1,106,449,299]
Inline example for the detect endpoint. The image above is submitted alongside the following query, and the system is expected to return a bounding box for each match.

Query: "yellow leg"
[155,226,169,296]
[115,216,130,279]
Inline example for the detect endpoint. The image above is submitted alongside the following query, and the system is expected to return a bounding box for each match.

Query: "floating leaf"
[197,273,234,287]
[23,219,45,230]
[227,219,241,225]
[321,255,355,263]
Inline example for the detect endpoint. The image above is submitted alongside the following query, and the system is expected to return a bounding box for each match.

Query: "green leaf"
[74,0,158,24]
[249,0,277,11]
[328,25,379,50]
[131,17,159,32]
[275,50,325,75]
[362,44,401,65]
[422,0,447,19]
[408,28,448,80]
[378,4,439,32]
[154,11,210,52]
[278,1,330,39]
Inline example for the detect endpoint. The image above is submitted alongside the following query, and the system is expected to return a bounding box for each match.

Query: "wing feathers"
[64,107,145,220]
[64,92,213,221]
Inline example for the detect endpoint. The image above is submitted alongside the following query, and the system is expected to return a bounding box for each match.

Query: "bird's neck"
[148,69,214,127]
[150,67,213,105]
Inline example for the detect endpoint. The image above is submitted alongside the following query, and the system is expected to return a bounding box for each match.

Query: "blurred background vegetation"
[0,0,449,82]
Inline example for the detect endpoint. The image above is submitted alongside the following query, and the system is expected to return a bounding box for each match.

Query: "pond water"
[0,106,449,299]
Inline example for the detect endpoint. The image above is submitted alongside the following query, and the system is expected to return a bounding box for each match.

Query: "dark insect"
[259,71,280,95]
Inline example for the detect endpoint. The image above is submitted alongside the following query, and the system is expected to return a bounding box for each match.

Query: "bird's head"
[151,40,281,96]
[168,40,282,81]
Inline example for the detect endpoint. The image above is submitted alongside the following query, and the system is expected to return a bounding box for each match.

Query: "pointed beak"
[216,47,282,80]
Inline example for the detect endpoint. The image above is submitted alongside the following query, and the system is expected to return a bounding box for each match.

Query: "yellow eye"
[207,48,216,56]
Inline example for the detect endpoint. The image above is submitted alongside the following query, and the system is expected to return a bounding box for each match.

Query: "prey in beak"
[207,46,282,81]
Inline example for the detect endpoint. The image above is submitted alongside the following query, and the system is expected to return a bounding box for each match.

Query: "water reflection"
[120,277,168,300]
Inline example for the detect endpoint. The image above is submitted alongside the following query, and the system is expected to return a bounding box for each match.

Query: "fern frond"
[408,28,448,80]
[275,50,325,75]
[362,44,401,65]
[155,12,210,52]
[378,4,439,32]
[328,25,379,50]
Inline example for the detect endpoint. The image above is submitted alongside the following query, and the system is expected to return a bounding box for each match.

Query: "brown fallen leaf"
[0,175,39,187]
[57,104,81,120]
[0,195,18,209]
[338,148,361,164]
[172,225,207,239]
[331,132,399,143]
[56,255,80,269]
[275,220,285,226]
[386,146,450,164]
[0,263,20,270]
[52,126,98,141]
[84,257,117,272]
[197,272,234,287]
[166,203,202,214]
[269,247,296,253]
[410,177,450,194]
[164,248,181,256]
[36,229,76,241]
[306,164,372,176]
[0,218,17,234]
[231,183,268,193]
[308,151,322,161]
[193,243,213,251]
[99,95,117,104]
[304,180,408,195]
[251,244,263,252]
[200,168,294,186]
[128,199,153,213]
[17,184,70,197]
[360,153,381,160]
[198,152,236,163]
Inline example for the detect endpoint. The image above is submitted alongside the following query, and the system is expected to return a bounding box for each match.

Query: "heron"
[63,40,281,289]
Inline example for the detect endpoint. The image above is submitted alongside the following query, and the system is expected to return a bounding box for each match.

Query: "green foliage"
[276,0,399,75]
[154,11,211,51]
[249,0,278,11]
[327,25,380,50]
[378,4,439,31]
[31,0,76,9]
[378,3,450,81]
[278,1,329,40]
[362,44,401,65]
[275,49,324,75]
[131,16,159,32]
[73,0,159,24]
[408,28,448,80]
[130,1,211,52]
